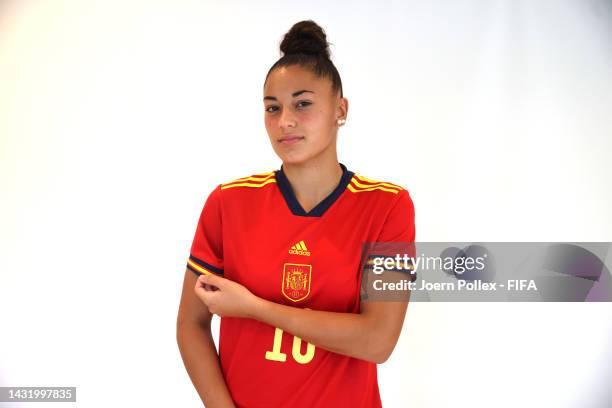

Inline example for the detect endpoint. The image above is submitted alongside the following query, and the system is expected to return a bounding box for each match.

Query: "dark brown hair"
[264,20,343,98]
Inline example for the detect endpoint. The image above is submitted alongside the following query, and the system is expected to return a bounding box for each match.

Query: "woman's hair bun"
[280,20,330,59]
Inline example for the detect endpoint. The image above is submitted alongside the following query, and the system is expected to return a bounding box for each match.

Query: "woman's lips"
[278,135,304,145]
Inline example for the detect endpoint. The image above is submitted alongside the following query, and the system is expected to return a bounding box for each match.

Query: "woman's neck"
[282,156,343,213]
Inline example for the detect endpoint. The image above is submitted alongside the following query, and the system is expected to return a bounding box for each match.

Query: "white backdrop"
[1,0,611,407]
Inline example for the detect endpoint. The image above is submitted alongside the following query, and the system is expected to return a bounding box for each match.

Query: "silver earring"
[337,118,346,126]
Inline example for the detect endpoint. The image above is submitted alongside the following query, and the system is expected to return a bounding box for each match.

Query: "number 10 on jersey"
[265,327,315,364]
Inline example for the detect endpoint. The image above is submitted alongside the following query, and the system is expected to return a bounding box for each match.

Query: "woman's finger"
[195,278,212,292]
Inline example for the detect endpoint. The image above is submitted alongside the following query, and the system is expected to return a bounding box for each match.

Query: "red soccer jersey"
[186,163,415,408]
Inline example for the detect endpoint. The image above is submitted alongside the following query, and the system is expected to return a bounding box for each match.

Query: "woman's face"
[263,64,347,166]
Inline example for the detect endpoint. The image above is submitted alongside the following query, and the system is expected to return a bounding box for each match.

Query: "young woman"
[176,20,415,408]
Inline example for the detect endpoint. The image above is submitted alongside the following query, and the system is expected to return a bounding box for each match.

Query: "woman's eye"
[265,102,310,113]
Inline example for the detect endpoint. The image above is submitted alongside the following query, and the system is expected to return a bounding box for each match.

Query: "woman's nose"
[278,108,297,129]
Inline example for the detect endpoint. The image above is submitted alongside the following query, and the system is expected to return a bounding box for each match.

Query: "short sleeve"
[376,189,416,244]
[361,189,416,286]
[186,185,224,277]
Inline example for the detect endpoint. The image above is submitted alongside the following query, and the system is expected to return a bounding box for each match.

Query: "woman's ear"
[337,96,348,121]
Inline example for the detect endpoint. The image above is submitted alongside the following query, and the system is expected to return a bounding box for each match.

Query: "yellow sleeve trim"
[187,259,216,275]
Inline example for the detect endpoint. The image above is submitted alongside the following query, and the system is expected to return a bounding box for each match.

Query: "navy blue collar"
[275,163,354,217]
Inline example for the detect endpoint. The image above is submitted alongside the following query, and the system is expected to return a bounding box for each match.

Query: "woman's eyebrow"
[263,89,314,101]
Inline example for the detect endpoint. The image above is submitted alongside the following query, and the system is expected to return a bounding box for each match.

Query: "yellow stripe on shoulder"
[221,171,277,190]
[353,174,403,190]
[348,175,403,194]
[221,178,276,190]
[222,171,275,185]
[347,183,401,194]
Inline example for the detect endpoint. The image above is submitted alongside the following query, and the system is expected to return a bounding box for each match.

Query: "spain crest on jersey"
[282,263,312,302]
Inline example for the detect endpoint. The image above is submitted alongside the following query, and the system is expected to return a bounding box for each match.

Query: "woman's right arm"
[176,269,235,408]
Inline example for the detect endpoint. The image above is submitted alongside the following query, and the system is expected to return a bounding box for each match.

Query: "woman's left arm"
[195,274,409,364]
[255,296,408,364]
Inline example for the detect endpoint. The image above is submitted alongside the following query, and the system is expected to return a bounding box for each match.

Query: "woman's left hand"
[194,273,260,319]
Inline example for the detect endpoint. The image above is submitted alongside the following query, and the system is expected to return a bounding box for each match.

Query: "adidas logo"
[288,240,311,256]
